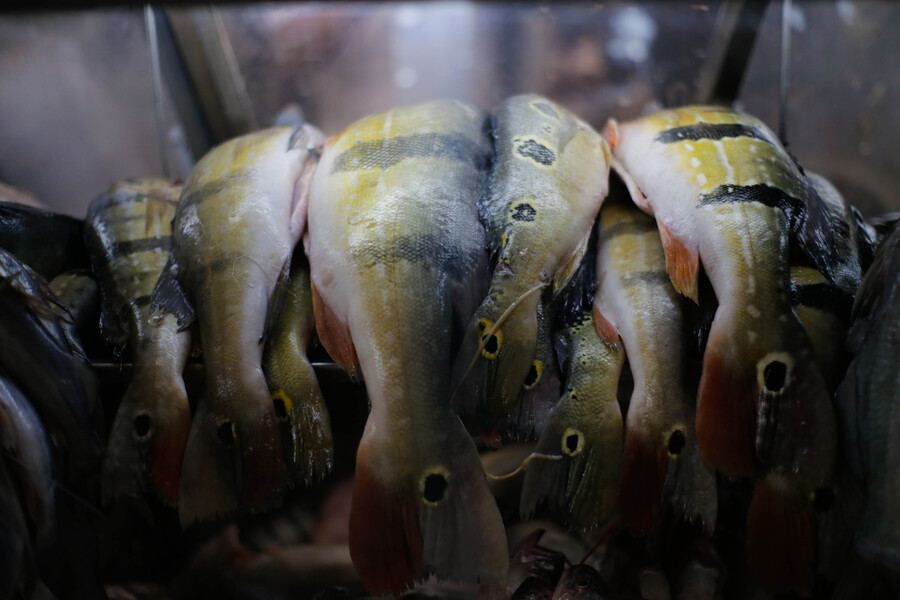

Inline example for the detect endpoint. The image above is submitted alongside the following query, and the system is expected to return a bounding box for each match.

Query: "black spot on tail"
[763,361,787,392]
[423,473,448,503]
[565,432,580,454]
[273,396,288,421]
[523,361,541,388]
[668,429,686,455]
[217,421,235,446]
[134,415,150,438]
[813,487,835,512]
[517,139,555,165]
[512,203,537,222]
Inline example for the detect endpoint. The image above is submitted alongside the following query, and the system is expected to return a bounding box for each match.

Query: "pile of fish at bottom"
[2,96,900,600]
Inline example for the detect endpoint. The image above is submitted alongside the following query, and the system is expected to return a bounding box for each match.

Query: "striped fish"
[520,306,624,532]
[152,124,324,522]
[452,94,611,435]
[84,178,191,505]
[307,100,507,595]
[594,200,716,535]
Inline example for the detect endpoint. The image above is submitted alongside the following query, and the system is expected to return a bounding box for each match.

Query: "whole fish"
[453,94,611,433]
[594,200,716,535]
[520,307,624,532]
[84,178,191,505]
[262,251,333,486]
[307,100,507,594]
[152,124,324,522]
[0,200,89,280]
[837,219,900,571]
[0,248,101,478]
[605,107,836,487]
[0,375,54,548]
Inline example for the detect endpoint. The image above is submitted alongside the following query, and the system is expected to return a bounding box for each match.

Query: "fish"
[520,307,624,532]
[306,100,507,595]
[0,248,102,479]
[453,94,611,433]
[0,375,55,549]
[605,106,836,486]
[83,178,192,506]
[508,529,567,594]
[836,219,900,571]
[0,200,89,280]
[593,199,716,535]
[151,124,324,522]
[551,565,614,600]
[262,250,333,486]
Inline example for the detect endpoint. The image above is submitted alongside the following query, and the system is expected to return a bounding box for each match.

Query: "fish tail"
[101,368,191,506]
[349,410,507,595]
[746,472,815,595]
[665,423,718,531]
[236,399,288,512]
[619,426,667,535]
[520,397,622,531]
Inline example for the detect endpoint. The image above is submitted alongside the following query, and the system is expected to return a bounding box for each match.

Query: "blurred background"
[0,1,896,217]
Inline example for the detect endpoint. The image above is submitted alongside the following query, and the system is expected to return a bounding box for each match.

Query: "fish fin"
[552,232,590,295]
[591,302,620,347]
[150,255,195,331]
[696,346,757,477]
[619,426,667,535]
[746,473,815,595]
[602,119,620,149]
[664,423,718,532]
[262,256,292,345]
[609,155,653,214]
[350,412,508,595]
[657,219,699,303]
[101,366,191,507]
[797,183,840,286]
[287,124,325,240]
[311,281,360,377]
[521,392,622,531]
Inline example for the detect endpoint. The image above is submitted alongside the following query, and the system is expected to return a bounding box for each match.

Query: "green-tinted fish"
[307,100,507,595]
[0,248,101,478]
[837,219,900,571]
[152,124,324,522]
[520,307,624,531]
[262,251,333,486]
[453,94,611,433]
[84,178,191,505]
[594,200,716,535]
[0,200,88,281]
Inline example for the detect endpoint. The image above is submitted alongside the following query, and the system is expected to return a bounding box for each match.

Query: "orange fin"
[149,400,192,506]
[696,347,757,477]
[746,473,815,596]
[602,119,620,149]
[619,428,666,535]
[311,281,360,377]
[592,304,620,347]
[657,219,699,303]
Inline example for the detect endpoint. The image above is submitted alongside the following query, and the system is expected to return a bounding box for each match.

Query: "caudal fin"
[664,423,718,532]
[102,368,191,506]
[619,427,667,535]
[746,472,815,595]
[520,394,622,531]
[349,411,508,595]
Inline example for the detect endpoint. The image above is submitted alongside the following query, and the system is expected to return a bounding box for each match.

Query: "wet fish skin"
[594,200,716,535]
[84,178,192,506]
[308,100,507,595]
[153,125,324,522]
[0,248,102,478]
[837,220,900,571]
[262,251,333,486]
[0,200,89,281]
[453,94,611,432]
[520,308,624,532]
[606,106,836,487]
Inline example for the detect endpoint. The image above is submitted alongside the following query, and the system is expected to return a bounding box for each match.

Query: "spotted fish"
[520,306,624,532]
[306,100,507,595]
[262,251,333,486]
[593,200,716,535]
[453,94,611,434]
[605,107,837,487]
[151,125,324,522]
[84,179,191,505]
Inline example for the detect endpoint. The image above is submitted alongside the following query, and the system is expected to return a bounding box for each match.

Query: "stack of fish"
[1,95,897,600]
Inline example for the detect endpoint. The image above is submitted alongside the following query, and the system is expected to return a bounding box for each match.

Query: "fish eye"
[574,573,591,591]
[217,421,236,446]
[668,429,686,456]
[763,360,788,392]
[133,414,151,438]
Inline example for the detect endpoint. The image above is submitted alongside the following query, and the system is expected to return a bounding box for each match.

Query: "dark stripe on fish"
[655,123,769,144]
[111,236,172,255]
[791,283,853,321]
[602,220,657,240]
[351,234,476,281]
[330,133,490,174]
[516,139,555,165]
[89,193,178,215]
[622,271,670,287]
[533,102,559,120]
[697,184,804,230]
[134,295,153,308]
